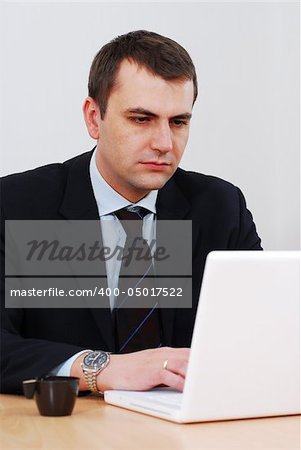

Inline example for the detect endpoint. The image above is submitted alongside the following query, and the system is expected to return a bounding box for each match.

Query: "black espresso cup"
[22,376,79,416]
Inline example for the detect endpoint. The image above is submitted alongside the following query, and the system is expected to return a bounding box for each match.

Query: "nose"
[150,123,173,153]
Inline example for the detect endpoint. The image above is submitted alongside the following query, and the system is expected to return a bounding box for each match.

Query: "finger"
[163,358,188,378]
[159,369,185,392]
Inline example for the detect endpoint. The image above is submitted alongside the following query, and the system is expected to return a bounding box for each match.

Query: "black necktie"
[114,207,161,353]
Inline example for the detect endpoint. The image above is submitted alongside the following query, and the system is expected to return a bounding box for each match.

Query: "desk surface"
[0,394,300,450]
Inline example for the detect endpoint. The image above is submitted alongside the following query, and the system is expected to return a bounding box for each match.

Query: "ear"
[82,97,101,140]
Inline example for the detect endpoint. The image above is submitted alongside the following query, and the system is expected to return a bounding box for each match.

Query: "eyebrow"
[125,108,192,120]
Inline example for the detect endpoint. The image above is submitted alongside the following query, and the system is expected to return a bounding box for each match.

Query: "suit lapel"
[59,150,115,350]
[156,175,191,347]
[156,174,190,221]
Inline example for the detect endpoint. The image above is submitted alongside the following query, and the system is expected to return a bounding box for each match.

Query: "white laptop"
[104,251,300,423]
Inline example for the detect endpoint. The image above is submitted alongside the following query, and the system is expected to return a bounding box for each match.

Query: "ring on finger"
[163,359,168,370]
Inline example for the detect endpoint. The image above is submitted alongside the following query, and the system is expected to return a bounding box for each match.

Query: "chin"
[139,176,172,191]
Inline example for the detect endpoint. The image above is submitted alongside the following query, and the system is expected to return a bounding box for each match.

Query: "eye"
[130,117,150,124]
[171,119,188,127]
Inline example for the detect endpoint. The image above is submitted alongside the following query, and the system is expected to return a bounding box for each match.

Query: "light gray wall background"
[1,1,299,250]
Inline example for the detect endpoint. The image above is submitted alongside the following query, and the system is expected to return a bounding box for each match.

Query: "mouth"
[140,162,171,171]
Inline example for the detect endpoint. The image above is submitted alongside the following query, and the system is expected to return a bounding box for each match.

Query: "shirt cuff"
[49,350,91,376]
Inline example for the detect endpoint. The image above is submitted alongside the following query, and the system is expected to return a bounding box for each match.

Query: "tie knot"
[114,206,149,221]
[115,206,150,238]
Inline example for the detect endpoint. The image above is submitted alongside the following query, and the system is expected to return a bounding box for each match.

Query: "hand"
[96,347,190,392]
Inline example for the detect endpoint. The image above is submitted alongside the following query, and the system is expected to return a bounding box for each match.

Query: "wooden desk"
[0,394,300,449]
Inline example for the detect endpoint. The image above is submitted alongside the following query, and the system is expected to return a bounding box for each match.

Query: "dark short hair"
[88,30,198,118]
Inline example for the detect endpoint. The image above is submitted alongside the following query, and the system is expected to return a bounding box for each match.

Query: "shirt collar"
[89,149,157,217]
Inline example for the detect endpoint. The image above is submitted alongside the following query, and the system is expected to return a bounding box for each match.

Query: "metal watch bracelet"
[83,370,99,392]
[81,351,110,393]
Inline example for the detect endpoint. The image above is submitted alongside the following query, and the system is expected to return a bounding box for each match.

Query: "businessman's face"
[85,59,194,202]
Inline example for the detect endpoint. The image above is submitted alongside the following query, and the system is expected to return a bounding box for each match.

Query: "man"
[0,30,262,394]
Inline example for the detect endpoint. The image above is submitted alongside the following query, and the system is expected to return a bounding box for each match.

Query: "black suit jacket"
[0,150,262,393]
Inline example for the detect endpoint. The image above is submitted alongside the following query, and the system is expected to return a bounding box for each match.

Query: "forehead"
[108,59,194,115]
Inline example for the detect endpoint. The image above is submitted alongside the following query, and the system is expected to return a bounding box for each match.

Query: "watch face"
[84,351,107,369]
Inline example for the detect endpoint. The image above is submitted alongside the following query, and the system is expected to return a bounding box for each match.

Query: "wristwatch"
[81,350,110,392]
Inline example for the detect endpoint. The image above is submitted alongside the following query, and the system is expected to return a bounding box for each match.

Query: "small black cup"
[22,376,79,416]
